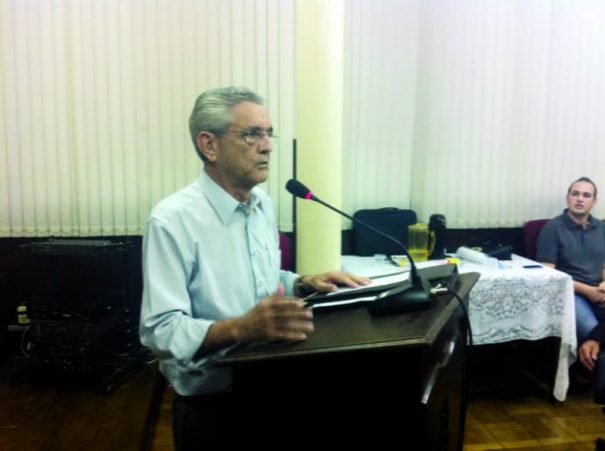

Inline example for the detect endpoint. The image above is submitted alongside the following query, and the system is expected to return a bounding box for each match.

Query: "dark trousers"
[172,392,235,450]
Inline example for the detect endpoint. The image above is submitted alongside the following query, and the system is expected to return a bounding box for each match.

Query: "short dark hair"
[568,176,598,198]
[188,87,264,162]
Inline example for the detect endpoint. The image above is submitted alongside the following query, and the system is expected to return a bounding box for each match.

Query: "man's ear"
[197,132,218,162]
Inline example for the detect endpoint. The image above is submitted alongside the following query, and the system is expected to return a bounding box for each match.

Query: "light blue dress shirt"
[140,171,298,395]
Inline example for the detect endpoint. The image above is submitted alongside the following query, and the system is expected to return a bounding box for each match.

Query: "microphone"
[285,179,432,315]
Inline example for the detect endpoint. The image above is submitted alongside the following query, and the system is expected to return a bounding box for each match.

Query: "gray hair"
[189,87,264,161]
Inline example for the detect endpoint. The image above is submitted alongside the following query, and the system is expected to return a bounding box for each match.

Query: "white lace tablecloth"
[458,255,576,401]
[341,254,576,401]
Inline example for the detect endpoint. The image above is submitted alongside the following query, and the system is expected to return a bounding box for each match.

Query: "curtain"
[0,0,295,236]
[345,0,605,227]
[3,0,605,236]
[409,0,605,227]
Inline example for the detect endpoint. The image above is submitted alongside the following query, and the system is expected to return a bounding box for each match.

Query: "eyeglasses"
[223,127,279,145]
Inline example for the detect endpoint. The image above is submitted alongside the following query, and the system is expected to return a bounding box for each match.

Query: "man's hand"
[235,284,314,343]
[586,285,605,305]
[296,271,372,295]
[579,339,600,371]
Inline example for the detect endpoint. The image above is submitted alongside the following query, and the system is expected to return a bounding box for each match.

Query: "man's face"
[214,101,273,190]
[566,181,597,217]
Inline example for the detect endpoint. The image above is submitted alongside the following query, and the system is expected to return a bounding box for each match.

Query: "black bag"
[481,241,513,260]
[353,208,417,256]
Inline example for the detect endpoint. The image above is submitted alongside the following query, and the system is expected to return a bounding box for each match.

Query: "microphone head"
[285,179,315,200]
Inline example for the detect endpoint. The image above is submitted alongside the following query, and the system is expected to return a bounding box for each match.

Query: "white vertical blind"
[343,0,605,227]
[409,0,605,226]
[3,0,605,236]
[0,0,296,236]
[343,0,419,222]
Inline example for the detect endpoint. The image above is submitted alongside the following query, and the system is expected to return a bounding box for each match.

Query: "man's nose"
[260,135,273,152]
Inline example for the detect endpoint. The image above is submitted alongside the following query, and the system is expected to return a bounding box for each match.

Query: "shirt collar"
[562,209,597,230]
[198,171,262,224]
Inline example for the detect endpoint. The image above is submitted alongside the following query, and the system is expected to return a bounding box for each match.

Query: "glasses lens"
[241,130,278,145]
[243,134,257,145]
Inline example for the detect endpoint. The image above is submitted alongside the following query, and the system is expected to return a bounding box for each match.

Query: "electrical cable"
[20,325,31,358]
[445,289,473,348]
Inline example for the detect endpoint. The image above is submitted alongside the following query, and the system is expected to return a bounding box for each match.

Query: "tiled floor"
[464,341,605,450]
[464,384,603,450]
[147,344,605,450]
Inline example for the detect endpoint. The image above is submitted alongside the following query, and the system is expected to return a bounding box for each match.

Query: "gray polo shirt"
[536,210,605,286]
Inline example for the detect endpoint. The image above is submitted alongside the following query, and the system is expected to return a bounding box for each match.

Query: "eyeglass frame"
[220,126,279,145]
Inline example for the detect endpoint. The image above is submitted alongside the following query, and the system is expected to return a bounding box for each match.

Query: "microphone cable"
[445,288,474,423]
[445,289,473,348]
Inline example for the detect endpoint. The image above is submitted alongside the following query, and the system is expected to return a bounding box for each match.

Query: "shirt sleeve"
[280,269,299,296]
[139,217,213,364]
[535,221,558,264]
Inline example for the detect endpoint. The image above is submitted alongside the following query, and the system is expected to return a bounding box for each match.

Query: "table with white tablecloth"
[341,254,577,401]
[458,255,576,401]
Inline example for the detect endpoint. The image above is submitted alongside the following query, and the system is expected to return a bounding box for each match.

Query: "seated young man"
[536,176,605,343]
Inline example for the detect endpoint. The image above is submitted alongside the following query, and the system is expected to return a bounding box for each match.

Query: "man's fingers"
[256,298,314,342]
[314,281,338,292]
[268,299,314,315]
[302,271,372,294]
[583,359,594,371]
[271,331,308,342]
[580,350,594,370]
[346,273,372,285]
[267,318,314,342]
[328,272,369,288]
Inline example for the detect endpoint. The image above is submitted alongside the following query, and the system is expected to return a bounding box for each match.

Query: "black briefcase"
[353,208,417,256]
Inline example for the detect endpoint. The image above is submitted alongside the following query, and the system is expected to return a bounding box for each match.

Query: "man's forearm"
[197,317,243,356]
[573,280,602,301]
[574,280,593,296]
[541,262,595,298]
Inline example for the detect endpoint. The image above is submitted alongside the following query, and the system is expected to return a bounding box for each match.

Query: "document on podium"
[307,271,411,309]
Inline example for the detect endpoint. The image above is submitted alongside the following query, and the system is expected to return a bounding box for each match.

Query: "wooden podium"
[218,272,479,449]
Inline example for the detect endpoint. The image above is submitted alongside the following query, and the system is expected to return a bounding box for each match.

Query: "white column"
[295,0,344,274]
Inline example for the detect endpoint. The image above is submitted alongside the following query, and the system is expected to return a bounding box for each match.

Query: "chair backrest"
[279,233,294,271]
[522,219,549,260]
